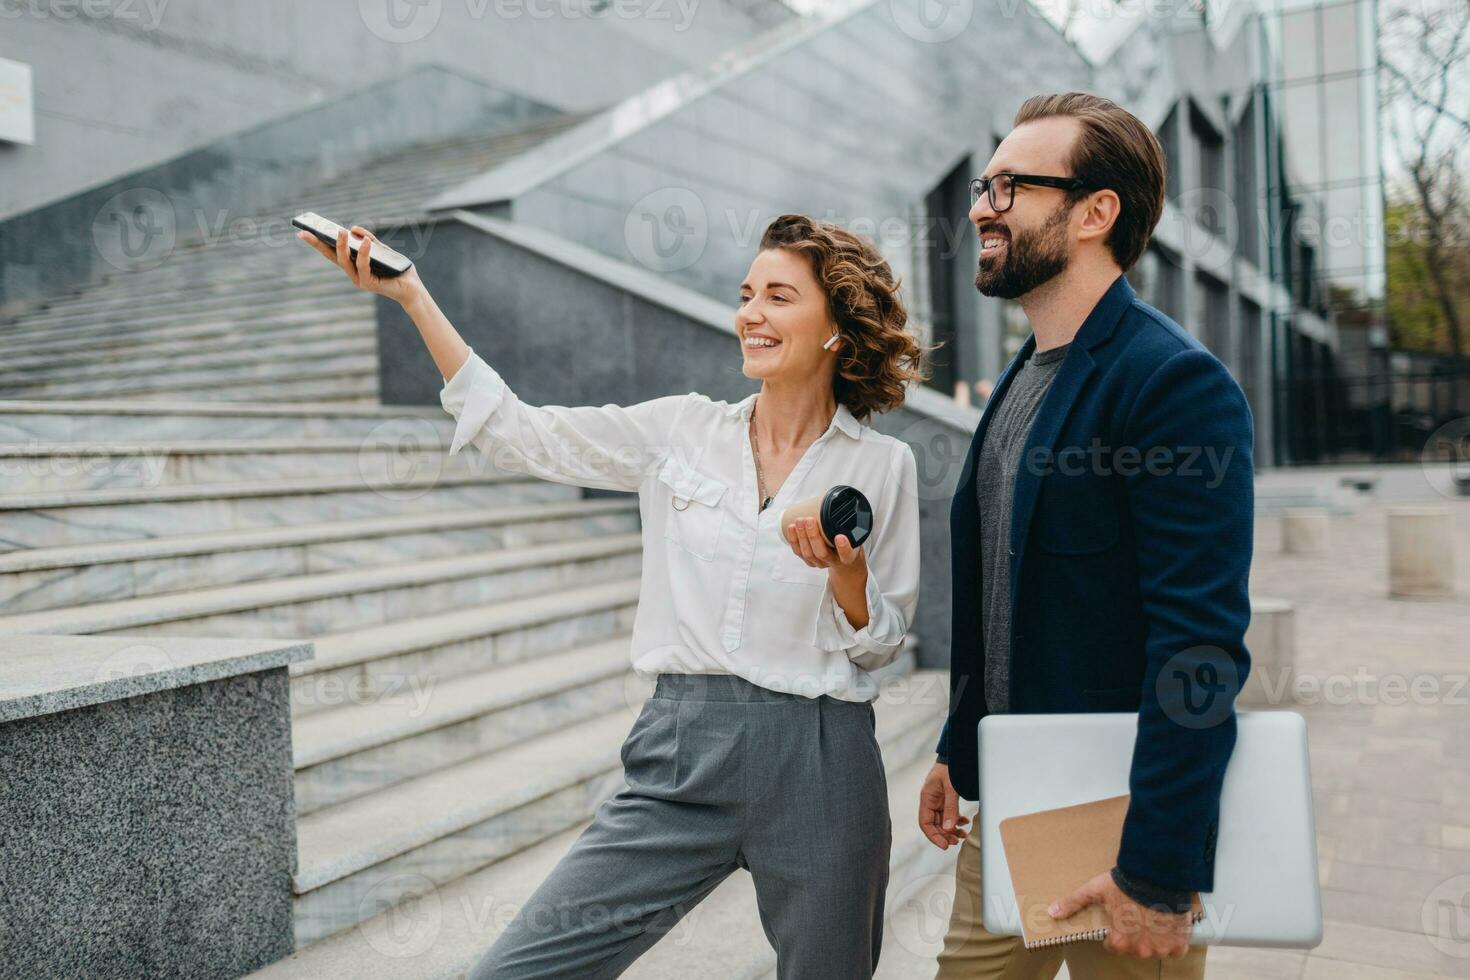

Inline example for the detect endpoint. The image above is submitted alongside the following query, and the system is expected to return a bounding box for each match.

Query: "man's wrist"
[1109,865,1194,915]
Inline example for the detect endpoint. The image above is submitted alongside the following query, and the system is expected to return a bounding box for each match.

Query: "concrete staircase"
[0,114,952,979]
[0,115,584,406]
[0,396,949,977]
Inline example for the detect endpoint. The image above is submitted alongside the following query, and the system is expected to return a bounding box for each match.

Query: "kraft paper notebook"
[998,793,1204,949]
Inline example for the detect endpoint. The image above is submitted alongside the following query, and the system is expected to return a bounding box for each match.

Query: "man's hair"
[1012,92,1166,272]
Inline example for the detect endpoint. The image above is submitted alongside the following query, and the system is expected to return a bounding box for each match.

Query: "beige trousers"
[934,826,1208,979]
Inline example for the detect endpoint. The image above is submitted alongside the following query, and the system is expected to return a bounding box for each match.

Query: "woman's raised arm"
[297,223,681,493]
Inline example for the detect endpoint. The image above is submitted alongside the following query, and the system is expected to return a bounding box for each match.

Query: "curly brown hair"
[758,214,937,423]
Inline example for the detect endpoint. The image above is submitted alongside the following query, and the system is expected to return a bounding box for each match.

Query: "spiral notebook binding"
[1024,926,1109,949]
[1022,908,1205,950]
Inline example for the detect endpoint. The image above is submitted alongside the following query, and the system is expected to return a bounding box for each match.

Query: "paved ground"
[880,465,1470,980]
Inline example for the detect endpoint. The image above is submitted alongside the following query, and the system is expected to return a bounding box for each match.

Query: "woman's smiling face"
[736,247,839,383]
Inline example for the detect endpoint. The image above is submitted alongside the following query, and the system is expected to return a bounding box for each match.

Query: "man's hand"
[918,761,969,848]
[1048,871,1194,959]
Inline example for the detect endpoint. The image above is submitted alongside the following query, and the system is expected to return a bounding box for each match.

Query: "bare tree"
[1380,0,1469,359]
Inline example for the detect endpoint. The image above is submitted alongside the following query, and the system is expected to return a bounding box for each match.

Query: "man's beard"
[973,201,1071,299]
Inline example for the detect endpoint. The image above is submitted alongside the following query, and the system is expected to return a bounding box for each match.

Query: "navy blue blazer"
[935,273,1254,893]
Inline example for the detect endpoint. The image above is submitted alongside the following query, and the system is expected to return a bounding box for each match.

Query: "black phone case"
[292,215,413,278]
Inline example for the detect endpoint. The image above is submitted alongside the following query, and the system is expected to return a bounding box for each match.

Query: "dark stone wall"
[0,668,298,979]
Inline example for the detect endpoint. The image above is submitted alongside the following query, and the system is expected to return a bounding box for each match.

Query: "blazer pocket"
[657,455,728,561]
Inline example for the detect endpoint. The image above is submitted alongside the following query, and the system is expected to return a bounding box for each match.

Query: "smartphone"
[292,211,414,278]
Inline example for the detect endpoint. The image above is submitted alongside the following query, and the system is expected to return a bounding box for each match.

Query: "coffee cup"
[776,485,874,550]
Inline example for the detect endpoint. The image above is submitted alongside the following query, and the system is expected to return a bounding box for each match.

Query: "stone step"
[286,667,940,951]
[245,669,943,975]
[0,498,640,614]
[7,280,359,333]
[86,375,381,404]
[292,633,634,814]
[11,265,346,313]
[0,331,378,392]
[0,305,371,367]
[0,470,579,553]
[291,576,641,717]
[0,435,471,494]
[0,347,379,401]
[0,316,372,377]
[0,532,641,638]
[0,399,449,443]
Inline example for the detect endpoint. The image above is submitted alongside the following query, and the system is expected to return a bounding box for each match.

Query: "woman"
[297,213,930,978]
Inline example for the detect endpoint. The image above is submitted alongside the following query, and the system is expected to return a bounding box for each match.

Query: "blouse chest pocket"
[656,455,728,561]
[770,544,829,586]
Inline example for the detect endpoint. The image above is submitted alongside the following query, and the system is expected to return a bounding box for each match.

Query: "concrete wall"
[437,0,1092,309]
[0,0,793,222]
[377,211,978,670]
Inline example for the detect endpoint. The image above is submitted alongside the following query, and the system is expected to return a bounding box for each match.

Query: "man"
[918,92,1254,978]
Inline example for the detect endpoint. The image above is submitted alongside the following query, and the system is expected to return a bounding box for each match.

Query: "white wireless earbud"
[822,334,840,350]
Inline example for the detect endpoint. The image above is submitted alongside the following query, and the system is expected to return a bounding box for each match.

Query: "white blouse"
[438,346,922,703]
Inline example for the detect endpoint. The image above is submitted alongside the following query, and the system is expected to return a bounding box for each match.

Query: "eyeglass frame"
[968,172,1096,213]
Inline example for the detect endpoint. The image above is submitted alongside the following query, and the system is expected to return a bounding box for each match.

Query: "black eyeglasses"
[968,172,1094,213]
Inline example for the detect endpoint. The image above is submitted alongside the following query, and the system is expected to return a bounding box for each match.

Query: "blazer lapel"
[1006,273,1137,606]
[1007,344,1096,594]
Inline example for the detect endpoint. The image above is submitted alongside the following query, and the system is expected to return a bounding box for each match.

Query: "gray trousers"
[468,672,893,979]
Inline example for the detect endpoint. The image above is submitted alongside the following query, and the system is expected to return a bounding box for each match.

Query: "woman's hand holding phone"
[296,224,425,308]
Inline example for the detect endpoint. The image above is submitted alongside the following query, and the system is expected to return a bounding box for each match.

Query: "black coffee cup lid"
[821,485,873,549]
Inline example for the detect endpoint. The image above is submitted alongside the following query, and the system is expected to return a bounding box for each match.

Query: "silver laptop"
[976,710,1322,947]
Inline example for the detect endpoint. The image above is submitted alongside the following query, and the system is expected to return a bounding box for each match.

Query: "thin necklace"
[751,400,774,513]
[751,397,839,514]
